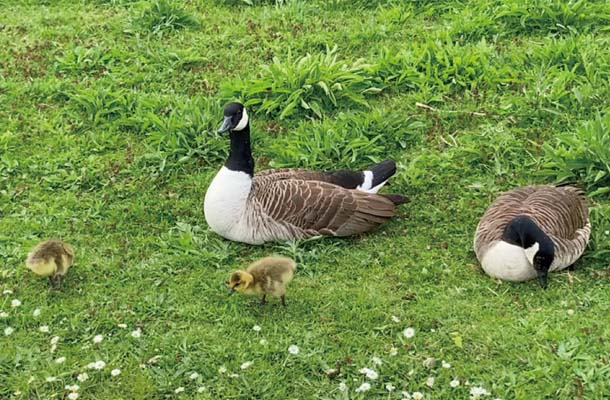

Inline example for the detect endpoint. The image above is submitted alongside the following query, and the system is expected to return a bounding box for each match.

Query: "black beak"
[228,287,235,295]
[218,116,232,133]
[537,273,548,289]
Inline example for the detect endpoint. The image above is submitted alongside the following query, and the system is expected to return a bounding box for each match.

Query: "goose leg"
[260,294,267,306]
[281,295,287,307]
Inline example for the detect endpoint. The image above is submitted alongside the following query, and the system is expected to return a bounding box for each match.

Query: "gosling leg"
[281,295,287,307]
[260,294,267,306]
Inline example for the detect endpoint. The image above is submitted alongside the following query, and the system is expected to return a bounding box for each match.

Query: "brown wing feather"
[251,178,396,236]
[474,186,538,259]
[255,168,336,183]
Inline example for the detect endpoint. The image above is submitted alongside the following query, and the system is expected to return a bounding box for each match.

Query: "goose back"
[241,177,397,244]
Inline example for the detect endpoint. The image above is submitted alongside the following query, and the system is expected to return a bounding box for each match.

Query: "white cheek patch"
[523,242,539,266]
[233,108,249,131]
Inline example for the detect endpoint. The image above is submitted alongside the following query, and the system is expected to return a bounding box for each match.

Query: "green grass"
[1,0,610,399]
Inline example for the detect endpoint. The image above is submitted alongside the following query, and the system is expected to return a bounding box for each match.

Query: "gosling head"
[228,270,253,295]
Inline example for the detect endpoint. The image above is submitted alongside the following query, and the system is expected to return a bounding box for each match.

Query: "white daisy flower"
[218,366,227,374]
[403,327,415,338]
[390,347,398,356]
[605,230,609,235]
[45,376,57,382]
[39,325,50,333]
[426,376,435,387]
[11,299,21,307]
[259,339,267,345]
[359,367,378,380]
[117,323,127,329]
[4,327,14,336]
[442,360,451,369]
[372,356,382,366]
[412,392,424,400]
[567,309,575,316]
[174,387,185,394]
[355,382,371,392]
[229,373,239,378]
[94,360,106,370]
[240,361,253,370]
[252,325,261,332]
[93,334,104,344]
[77,373,89,382]
[111,369,121,377]
[391,315,400,323]
[402,391,411,399]
[130,328,141,338]
[450,379,460,387]
[55,357,66,364]
[33,308,41,317]
[65,384,79,391]
[189,372,199,380]
[68,393,79,400]
[51,336,60,345]
[3,289,13,295]
[288,344,299,355]
[423,357,436,368]
[470,386,490,397]
[386,383,396,392]
[0,311,8,318]
[339,382,348,392]
[197,386,207,393]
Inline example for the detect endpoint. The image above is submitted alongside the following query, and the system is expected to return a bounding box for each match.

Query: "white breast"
[480,240,537,282]
[204,167,252,240]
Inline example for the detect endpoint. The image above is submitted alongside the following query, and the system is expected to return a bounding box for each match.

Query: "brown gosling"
[26,239,75,289]
[228,256,296,306]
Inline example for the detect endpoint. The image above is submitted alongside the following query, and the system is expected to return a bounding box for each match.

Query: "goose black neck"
[225,124,254,176]
[503,215,554,255]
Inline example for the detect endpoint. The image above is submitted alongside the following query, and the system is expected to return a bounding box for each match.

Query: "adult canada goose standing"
[474,185,590,288]
[204,102,407,245]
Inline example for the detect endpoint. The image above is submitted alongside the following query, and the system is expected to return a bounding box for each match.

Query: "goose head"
[228,270,253,294]
[505,216,555,288]
[218,102,249,133]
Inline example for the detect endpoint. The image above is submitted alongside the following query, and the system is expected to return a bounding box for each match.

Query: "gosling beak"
[218,116,232,133]
[228,287,235,295]
[537,272,548,289]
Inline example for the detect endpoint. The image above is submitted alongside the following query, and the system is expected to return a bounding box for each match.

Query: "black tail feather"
[368,160,396,188]
[381,194,409,205]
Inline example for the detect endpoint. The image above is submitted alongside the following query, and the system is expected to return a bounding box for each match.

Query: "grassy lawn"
[1,0,610,398]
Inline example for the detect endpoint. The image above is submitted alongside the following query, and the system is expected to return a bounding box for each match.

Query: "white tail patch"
[234,108,249,131]
[523,242,539,266]
[356,170,388,193]
[356,171,373,191]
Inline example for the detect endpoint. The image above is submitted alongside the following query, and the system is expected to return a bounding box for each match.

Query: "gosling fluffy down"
[228,256,296,306]
[26,239,75,288]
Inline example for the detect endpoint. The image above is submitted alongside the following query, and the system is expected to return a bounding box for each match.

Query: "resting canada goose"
[228,255,296,306]
[474,185,590,288]
[26,239,75,288]
[203,102,407,244]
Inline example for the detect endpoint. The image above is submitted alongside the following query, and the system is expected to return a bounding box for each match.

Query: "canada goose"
[228,256,296,306]
[204,102,407,244]
[474,185,590,288]
[26,239,75,288]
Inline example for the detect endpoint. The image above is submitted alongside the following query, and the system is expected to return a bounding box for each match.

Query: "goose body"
[204,102,406,245]
[474,185,590,287]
